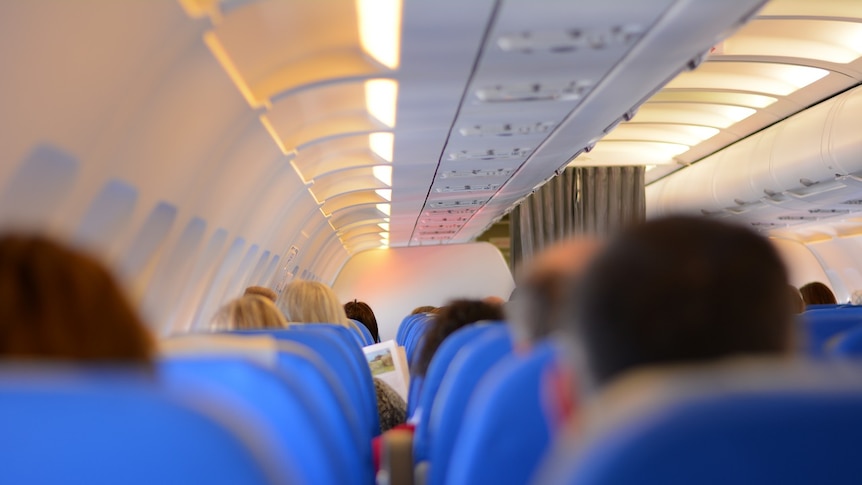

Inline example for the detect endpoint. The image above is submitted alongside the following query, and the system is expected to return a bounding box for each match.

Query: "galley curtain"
[510,166,645,273]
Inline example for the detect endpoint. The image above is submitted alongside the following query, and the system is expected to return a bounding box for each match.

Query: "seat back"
[426,327,513,485]
[412,323,505,462]
[396,313,424,345]
[831,324,862,356]
[542,366,862,485]
[800,307,862,356]
[352,318,376,345]
[0,365,301,485]
[447,341,560,485]
[404,315,432,370]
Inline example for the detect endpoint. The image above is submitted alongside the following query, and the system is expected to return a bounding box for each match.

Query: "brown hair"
[799,281,837,305]
[344,300,379,343]
[212,295,289,331]
[0,235,154,363]
[243,286,277,302]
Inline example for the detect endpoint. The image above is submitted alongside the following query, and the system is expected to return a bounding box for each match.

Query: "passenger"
[559,216,793,391]
[344,300,380,343]
[410,305,436,315]
[211,295,288,331]
[799,281,837,305]
[482,295,505,307]
[507,237,603,347]
[788,285,805,314]
[243,285,278,302]
[374,378,407,432]
[413,299,504,377]
[276,280,352,327]
[852,290,862,306]
[0,235,154,363]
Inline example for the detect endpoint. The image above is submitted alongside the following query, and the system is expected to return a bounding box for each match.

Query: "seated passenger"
[413,299,504,378]
[410,305,436,315]
[374,378,407,432]
[277,280,352,328]
[344,300,380,343]
[211,295,289,331]
[0,234,154,363]
[243,285,278,302]
[559,215,793,392]
[799,281,837,306]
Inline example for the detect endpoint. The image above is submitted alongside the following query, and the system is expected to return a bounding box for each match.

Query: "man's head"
[561,216,793,391]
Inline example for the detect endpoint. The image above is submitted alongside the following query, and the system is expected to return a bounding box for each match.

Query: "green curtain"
[510,166,645,273]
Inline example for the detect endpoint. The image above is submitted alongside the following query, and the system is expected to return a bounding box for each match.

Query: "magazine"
[363,340,410,402]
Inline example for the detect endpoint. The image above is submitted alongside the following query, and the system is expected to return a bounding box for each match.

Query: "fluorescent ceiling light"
[606,124,720,146]
[373,165,393,186]
[370,133,394,162]
[376,203,391,216]
[651,91,777,109]
[634,104,756,129]
[376,188,392,201]
[356,0,402,69]
[572,141,690,166]
[722,19,862,64]
[365,79,398,128]
[666,62,829,96]
[378,223,390,231]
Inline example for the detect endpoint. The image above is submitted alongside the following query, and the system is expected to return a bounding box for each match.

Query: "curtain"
[510,166,645,273]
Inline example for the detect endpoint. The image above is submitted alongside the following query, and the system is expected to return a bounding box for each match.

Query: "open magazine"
[363,340,410,402]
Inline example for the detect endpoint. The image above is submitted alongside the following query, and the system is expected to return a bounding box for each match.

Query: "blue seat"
[541,385,862,484]
[397,313,428,346]
[404,315,432,369]
[234,328,381,436]
[800,307,862,356]
[412,323,506,462]
[161,355,363,485]
[0,365,303,484]
[832,324,862,356]
[447,341,560,485]
[426,327,513,485]
[352,318,376,345]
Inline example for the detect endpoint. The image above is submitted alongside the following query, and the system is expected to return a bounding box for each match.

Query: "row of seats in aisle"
[2,321,379,485]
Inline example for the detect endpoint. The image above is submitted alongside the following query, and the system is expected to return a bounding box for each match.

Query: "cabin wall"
[799,237,862,302]
[332,243,515,341]
[770,238,832,291]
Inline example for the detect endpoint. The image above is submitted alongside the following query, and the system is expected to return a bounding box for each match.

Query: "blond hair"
[277,280,350,327]
[211,295,289,331]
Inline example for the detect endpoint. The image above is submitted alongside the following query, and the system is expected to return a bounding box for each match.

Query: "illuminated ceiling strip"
[357,0,403,69]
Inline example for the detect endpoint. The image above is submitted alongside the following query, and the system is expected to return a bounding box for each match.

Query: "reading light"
[373,165,393,186]
[365,79,398,128]
[376,188,392,201]
[378,222,390,231]
[356,0,403,69]
[370,133,394,162]
[377,203,391,216]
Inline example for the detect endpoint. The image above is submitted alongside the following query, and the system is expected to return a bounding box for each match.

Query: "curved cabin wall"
[332,243,514,340]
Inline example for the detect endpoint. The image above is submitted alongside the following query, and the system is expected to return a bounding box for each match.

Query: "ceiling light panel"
[720,19,862,64]
[664,62,829,96]
[571,140,690,166]
[604,124,721,146]
[633,103,757,129]
[650,91,778,109]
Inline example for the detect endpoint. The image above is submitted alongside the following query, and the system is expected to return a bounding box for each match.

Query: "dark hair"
[410,305,436,315]
[566,216,792,389]
[413,299,503,377]
[0,235,155,363]
[799,281,837,305]
[344,300,380,343]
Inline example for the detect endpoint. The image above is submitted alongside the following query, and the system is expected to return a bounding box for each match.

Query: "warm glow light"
[357,0,403,69]
[572,141,691,166]
[378,223,390,231]
[373,165,393,186]
[365,79,399,128]
[376,203,391,216]
[634,104,756,129]
[606,124,721,146]
[204,32,261,108]
[724,20,862,64]
[376,188,392,201]
[370,133,394,162]
[666,62,829,96]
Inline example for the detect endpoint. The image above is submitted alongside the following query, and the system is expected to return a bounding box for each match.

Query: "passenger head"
[211,295,288,331]
[277,280,351,327]
[799,281,837,305]
[563,216,793,391]
[414,299,504,377]
[508,237,602,346]
[243,285,277,302]
[410,305,436,315]
[344,300,380,343]
[0,235,154,363]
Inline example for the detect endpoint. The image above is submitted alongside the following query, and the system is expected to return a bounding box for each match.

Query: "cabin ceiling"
[180,0,769,252]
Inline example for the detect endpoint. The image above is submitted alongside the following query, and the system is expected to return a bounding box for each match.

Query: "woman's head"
[0,234,154,363]
[344,300,380,343]
[212,295,289,331]
[277,280,350,327]
[799,281,837,305]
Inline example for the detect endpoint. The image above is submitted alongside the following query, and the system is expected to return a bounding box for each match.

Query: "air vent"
[420,216,471,224]
[497,25,644,53]
[448,147,531,161]
[459,121,556,137]
[423,207,479,216]
[434,183,501,193]
[439,168,516,179]
[418,222,464,230]
[777,215,818,221]
[427,198,488,209]
[415,234,453,241]
[809,208,851,214]
[418,229,459,236]
[475,80,593,103]
[842,199,862,205]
